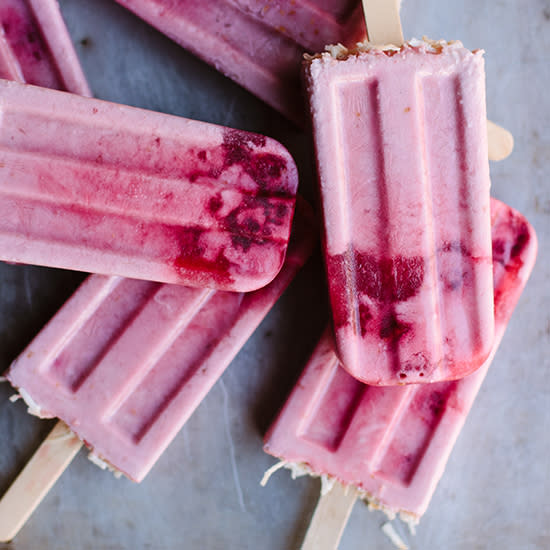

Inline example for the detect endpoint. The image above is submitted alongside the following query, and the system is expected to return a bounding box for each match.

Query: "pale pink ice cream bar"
[7,200,316,482]
[0,0,90,95]
[0,78,298,292]
[264,198,537,521]
[307,39,494,384]
[114,0,366,124]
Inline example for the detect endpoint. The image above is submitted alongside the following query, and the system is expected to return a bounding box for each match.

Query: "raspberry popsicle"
[0,79,298,291]
[0,201,315,541]
[0,0,90,95]
[308,32,494,384]
[263,198,537,547]
[114,0,366,124]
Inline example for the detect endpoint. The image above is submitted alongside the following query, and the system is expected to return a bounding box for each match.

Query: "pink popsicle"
[114,0,366,124]
[264,198,537,523]
[307,39,494,384]
[0,78,298,291]
[7,199,315,482]
[0,0,90,95]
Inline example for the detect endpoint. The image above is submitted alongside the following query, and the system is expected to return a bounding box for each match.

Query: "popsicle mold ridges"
[0,80,298,291]
[264,198,537,521]
[0,0,91,95]
[8,199,316,481]
[306,39,494,384]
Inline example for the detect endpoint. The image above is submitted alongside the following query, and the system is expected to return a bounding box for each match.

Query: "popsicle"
[309,0,495,384]
[114,0,366,125]
[6,199,314,482]
[263,198,537,548]
[0,200,315,541]
[0,78,298,292]
[0,0,91,95]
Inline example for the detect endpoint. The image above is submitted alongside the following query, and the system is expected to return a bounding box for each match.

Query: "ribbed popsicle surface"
[0,0,91,95]
[307,41,494,384]
[0,80,298,291]
[264,199,537,518]
[8,201,316,481]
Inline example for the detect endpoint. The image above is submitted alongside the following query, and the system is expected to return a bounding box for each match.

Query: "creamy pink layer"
[114,0,366,124]
[306,41,494,384]
[264,198,537,519]
[0,0,90,95]
[7,199,315,482]
[0,79,298,291]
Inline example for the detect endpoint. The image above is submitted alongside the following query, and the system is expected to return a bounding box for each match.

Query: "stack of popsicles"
[0,0,535,547]
[264,198,537,546]
[0,0,312,540]
[262,1,536,547]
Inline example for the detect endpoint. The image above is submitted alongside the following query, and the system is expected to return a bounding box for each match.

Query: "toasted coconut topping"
[305,37,465,63]
[261,459,421,529]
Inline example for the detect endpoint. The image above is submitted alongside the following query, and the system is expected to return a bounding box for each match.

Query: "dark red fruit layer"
[169,130,294,282]
[326,249,424,341]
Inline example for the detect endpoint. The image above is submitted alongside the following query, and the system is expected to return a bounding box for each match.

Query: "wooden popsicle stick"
[362,1,513,161]
[362,0,404,46]
[300,482,358,550]
[487,120,514,161]
[0,421,82,542]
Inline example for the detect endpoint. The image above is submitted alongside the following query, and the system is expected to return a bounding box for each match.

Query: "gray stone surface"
[0,0,548,548]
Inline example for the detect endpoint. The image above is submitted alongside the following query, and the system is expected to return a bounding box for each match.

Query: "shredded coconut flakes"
[88,453,123,479]
[261,460,421,531]
[381,522,409,549]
